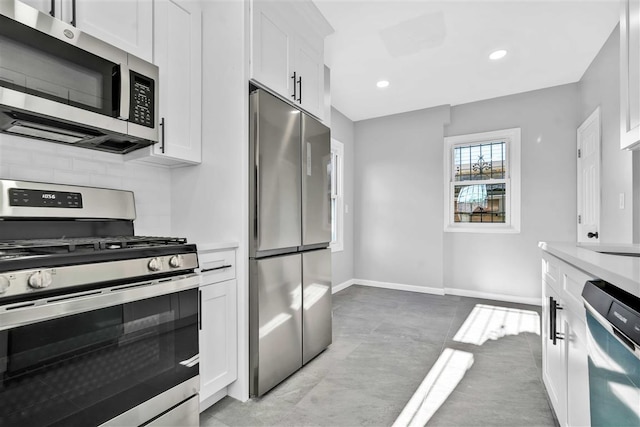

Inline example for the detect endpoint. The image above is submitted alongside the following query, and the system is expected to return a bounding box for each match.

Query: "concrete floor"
[201,285,555,426]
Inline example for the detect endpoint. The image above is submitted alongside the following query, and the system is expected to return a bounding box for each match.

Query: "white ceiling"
[314,0,620,122]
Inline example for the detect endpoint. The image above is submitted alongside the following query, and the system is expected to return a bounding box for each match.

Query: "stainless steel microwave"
[0,0,159,154]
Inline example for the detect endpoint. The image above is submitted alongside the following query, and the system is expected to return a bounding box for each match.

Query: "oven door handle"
[117,63,130,121]
[0,274,200,332]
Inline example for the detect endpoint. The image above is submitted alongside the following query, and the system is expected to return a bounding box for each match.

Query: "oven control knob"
[28,271,53,289]
[148,257,162,272]
[0,276,9,294]
[169,255,183,268]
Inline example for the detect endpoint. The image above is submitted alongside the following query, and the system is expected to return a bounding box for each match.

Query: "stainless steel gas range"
[0,180,200,426]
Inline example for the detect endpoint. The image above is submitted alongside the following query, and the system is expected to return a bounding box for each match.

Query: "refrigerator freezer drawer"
[302,248,332,364]
[249,254,303,397]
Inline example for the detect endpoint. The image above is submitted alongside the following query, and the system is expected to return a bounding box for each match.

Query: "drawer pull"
[201,264,233,273]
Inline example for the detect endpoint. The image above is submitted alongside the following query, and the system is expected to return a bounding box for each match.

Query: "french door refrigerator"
[249,88,332,397]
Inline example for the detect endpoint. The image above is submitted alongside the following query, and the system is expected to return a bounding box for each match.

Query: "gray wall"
[330,108,355,287]
[354,106,450,289]
[578,25,635,244]
[443,84,581,301]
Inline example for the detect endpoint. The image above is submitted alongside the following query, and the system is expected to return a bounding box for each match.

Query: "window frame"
[330,138,344,252]
[443,128,521,234]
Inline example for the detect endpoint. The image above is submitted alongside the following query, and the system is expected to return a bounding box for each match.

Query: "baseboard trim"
[444,287,541,306]
[332,277,541,306]
[332,279,355,294]
[355,279,445,296]
[200,387,228,412]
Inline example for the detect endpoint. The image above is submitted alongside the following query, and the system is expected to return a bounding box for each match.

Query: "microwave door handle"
[118,64,130,121]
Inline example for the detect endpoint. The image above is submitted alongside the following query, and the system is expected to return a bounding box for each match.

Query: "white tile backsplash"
[0,134,173,235]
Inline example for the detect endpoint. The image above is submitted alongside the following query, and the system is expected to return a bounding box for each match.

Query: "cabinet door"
[199,279,237,401]
[153,0,202,164]
[565,308,591,427]
[542,284,567,426]
[251,2,294,100]
[19,0,59,16]
[293,35,324,120]
[68,0,153,62]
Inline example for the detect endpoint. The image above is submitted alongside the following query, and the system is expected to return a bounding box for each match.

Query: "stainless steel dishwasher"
[582,280,640,426]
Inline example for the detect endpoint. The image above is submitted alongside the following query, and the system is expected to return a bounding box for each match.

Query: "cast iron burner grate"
[0,236,188,255]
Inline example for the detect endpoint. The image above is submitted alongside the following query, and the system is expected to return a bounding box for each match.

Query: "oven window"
[0,289,198,426]
[0,15,117,117]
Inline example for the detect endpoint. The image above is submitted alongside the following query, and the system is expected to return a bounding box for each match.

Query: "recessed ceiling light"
[376,80,390,88]
[489,49,507,60]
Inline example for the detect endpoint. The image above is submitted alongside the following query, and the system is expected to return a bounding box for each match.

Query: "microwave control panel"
[130,71,155,128]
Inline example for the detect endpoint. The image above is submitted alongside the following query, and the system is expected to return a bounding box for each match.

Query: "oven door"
[0,275,200,427]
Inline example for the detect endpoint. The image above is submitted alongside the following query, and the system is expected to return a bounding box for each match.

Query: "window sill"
[444,224,520,234]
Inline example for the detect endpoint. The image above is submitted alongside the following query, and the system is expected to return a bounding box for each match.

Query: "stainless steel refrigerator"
[249,88,332,397]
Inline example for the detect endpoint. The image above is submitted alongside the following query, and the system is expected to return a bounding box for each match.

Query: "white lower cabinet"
[542,283,566,425]
[541,252,593,426]
[200,279,237,402]
[198,247,237,411]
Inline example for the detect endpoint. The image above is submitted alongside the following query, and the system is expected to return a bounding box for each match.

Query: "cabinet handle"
[198,290,202,330]
[49,0,55,17]
[291,72,297,101]
[70,0,76,27]
[550,297,564,346]
[587,231,599,239]
[297,75,302,103]
[160,117,165,153]
[201,264,232,273]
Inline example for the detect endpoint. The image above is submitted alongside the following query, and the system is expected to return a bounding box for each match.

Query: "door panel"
[302,248,332,364]
[577,107,600,243]
[301,114,331,248]
[250,254,302,396]
[250,90,301,255]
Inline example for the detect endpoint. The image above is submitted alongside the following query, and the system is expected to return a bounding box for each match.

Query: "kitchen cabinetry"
[18,0,153,63]
[541,252,593,427]
[199,248,237,411]
[620,0,640,150]
[125,0,202,166]
[250,0,332,121]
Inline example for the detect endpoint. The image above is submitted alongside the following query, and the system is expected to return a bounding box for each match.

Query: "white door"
[577,107,601,243]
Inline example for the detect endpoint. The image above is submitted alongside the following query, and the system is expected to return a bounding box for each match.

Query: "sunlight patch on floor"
[393,304,541,426]
[391,348,474,427]
[453,304,540,346]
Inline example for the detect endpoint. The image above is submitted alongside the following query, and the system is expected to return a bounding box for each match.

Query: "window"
[444,128,520,233]
[330,138,344,251]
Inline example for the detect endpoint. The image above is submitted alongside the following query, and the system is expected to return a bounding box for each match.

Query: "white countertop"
[539,241,640,297]
[196,242,239,252]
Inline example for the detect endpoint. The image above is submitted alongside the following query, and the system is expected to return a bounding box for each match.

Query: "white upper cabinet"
[20,0,154,62]
[293,34,324,120]
[69,0,153,62]
[126,0,202,166]
[252,5,294,100]
[250,0,333,121]
[621,0,640,150]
